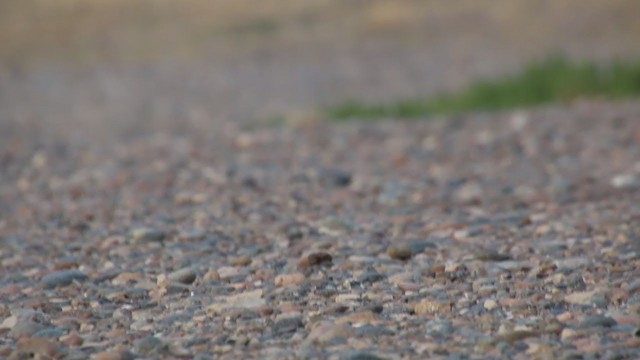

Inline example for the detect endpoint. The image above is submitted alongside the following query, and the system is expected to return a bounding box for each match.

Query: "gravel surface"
[1,101,640,359]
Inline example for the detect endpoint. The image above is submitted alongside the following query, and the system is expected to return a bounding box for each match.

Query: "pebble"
[275,273,306,287]
[130,227,167,242]
[342,351,387,360]
[134,336,169,356]
[564,290,600,305]
[15,337,61,359]
[91,350,136,360]
[272,315,304,335]
[167,267,197,285]
[41,270,88,288]
[207,289,266,314]
[425,319,454,336]
[484,299,499,311]
[317,168,352,187]
[580,315,617,328]
[475,250,511,262]
[304,321,353,345]
[387,246,413,261]
[299,251,333,271]
[415,299,451,315]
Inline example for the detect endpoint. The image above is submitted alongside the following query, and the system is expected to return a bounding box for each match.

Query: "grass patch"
[327,55,640,120]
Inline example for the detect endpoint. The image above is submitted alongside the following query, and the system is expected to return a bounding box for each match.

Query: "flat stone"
[134,336,169,356]
[167,267,197,285]
[130,227,166,242]
[16,337,61,359]
[564,290,600,305]
[387,246,413,261]
[41,270,88,288]
[207,289,266,314]
[304,321,353,346]
[275,273,306,287]
[299,251,333,271]
[272,315,304,335]
[580,315,617,328]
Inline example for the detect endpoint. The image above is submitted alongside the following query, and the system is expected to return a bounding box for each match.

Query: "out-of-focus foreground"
[1,0,640,143]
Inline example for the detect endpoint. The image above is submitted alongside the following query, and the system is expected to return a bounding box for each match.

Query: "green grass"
[326,55,640,120]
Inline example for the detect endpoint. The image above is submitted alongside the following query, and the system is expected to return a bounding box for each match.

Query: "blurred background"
[1,0,640,144]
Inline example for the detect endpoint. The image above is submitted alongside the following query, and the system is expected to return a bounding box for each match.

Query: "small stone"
[580,315,617,328]
[342,351,387,360]
[496,330,538,343]
[134,336,169,356]
[218,266,249,280]
[167,267,197,285]
[299,251,333,271]
[275,273,306,287]
[564,290,599,305]
[304,321,353,345]
[60,331,83,347]
[130,227,166,242]
[41,270,88,289]
[484,299,499,311]
[611,174,639,189]
[560,328,578,340]
[318,168,352,187]
[16,337,61,358]
[415,299,451,315]
[230,256,252,267]
[476,250,511,262]
[8,320,47,338]
[425,319,454,336]
[207,289,266,314]
[387,246,413,261]
[91,350,136,360]
[272,315,304,335]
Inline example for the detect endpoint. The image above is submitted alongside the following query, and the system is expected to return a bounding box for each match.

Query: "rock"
[317,168,352,187]
[167,267,197,285]
[387,246,413,261]
[272,315,304,335]
[41,270,88,288]
[207,289,266,314]
[560,328,578,340]
[564,290,600,305]
[611,174,639,189]
[494,330,538,344]
[580,315,617,328]
[342,351,387,360]
[304,321,353,345]
[217,266,248,280]
[130,227,166,242]
[425,320,454,336]
[484,299,499,311]
[91,350,136,360]
[275,273,306,287]
[415,299,451,315]
[230,256,252,267]
[299,251,333,271]
[60,332,83,347]
[15,337,62,359]
[475,250,511,262]
[8,320,47,338]
[134,336,169,357]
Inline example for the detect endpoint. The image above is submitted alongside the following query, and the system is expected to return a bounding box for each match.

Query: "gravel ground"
[1,101,640,359]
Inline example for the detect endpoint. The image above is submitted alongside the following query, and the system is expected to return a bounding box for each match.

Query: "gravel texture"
[1,101,640,359]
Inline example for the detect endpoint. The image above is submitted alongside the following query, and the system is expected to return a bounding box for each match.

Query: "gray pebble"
[41,270,88,289]
[134,336,169,356]
[130,227,167,242]
[168,267,197,284]
[580,315,617,328]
